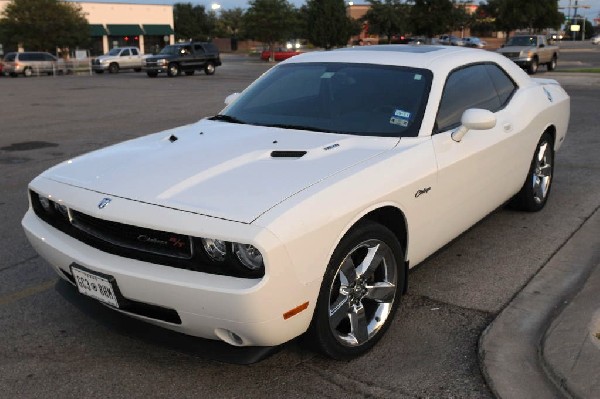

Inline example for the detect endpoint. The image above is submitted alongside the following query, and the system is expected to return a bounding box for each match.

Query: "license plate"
[71,265,120,308]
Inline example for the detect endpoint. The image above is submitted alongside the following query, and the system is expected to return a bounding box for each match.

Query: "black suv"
[143,42,222,78]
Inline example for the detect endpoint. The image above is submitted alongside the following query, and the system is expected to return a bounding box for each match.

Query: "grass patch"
[555,68,600,73]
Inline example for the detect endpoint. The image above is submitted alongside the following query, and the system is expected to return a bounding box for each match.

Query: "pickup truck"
[142,42,221,78]
[496,35,559,74]
[92,47,143,74]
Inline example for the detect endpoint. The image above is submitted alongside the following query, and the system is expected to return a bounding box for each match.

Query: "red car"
[260,48,302,61]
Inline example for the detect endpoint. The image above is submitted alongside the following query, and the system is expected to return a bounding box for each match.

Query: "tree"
[410,0,456,38]
[173,3,216,41]
[0,0,89,52]
[486,0,564,39]
[244,0,297,59]
[216,8,245,39]
[304,0,358,49]
[363,0,411,44]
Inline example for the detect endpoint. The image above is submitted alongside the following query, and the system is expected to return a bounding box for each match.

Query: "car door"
[120,48,132,68]
[431,63,519,243]
[192,44,207,69]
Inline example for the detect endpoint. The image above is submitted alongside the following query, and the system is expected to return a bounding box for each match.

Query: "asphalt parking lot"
[1,51,599,398]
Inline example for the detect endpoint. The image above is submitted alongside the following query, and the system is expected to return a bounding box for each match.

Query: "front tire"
[167,63,179,77]
[204,62,215,75]
[527,57,539,74]
[108,63,119,74]
[510,132,554,212]
[547,55,557,71]
[307,221,405,360]
[23,67,33,77]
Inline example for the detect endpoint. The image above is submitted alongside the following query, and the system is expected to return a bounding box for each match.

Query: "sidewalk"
[480,207,600,398]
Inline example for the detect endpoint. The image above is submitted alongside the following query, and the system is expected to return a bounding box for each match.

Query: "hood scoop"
[270,150,307,158]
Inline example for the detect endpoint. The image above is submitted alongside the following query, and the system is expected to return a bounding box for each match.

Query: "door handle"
[503,123,513,132]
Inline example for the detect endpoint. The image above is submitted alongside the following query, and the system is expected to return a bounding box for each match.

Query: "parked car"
[23,45,570,360]
[496,34,559,74]
[260,48,302,61]
[2,52,70,77]
[592,35,600,45]
[92,47,143,74]
[463,37,487,48]
[408,37,427,45]
[143,42,221,77]
[439,35,463,46]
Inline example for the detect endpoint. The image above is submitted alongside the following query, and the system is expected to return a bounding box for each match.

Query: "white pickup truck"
[92,47,144,74]
[496,35,559,74]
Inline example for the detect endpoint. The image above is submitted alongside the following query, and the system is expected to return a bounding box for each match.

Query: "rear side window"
[193,44,205,54]
[43,53,55,61]
[435,63,516,132]
[131,48,138,55]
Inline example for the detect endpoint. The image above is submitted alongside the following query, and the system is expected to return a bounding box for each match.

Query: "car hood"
[96,54,118,61]
[42,120,399,223]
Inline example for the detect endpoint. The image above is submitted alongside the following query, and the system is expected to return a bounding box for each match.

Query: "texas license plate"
[71,265,120,308]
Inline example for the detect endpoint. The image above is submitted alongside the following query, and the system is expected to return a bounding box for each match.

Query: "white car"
[22,45,570,360]
[592,35,600,45]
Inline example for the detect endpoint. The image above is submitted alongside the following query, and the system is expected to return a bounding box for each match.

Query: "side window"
[121,49,131,56]
[436,64,501,132]
[194,45,205,54]
[43,54,55,61]
[131,48,138,56]
[484,64,517,106]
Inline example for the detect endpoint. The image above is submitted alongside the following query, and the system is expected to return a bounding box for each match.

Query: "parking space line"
[0,279,57,307]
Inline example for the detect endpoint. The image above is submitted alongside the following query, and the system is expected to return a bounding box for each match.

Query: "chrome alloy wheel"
[328,239,398,347]
[532,141,553,204]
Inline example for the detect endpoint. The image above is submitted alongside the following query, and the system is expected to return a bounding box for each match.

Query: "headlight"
[38,196,52,212]
[200,237,264,275]
[157,59,168,66]
[99,59,108,64]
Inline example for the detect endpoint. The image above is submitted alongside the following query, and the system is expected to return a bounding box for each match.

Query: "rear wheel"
[307,221,404,360]
[204,62,215,75]
[510,132,554,212]
[167,63,179,77]
[108,63,119,74]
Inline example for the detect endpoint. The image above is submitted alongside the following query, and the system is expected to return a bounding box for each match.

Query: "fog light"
[201,238,227,261]
[233,243,263,270]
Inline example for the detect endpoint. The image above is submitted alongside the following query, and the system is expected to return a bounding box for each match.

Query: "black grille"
[71,210,193,259]
[29,190,264,278]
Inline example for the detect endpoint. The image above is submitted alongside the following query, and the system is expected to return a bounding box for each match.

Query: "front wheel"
[547,55,557,71]
[108,63,119,74]
[167,63,179,77]
[204,62,215,75]
[307,221,405,360]
[510,132,554,212]
[527,57,539,74]
[23,67,33,77]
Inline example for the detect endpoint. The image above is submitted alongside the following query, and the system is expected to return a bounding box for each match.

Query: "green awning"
[107,24,144,36]
[89,24,107,37]
[143,24,174,36]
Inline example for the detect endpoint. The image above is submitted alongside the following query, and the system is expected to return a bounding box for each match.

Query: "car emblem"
[98,198,112,209]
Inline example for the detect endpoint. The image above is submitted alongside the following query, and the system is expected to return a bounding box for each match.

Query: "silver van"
[2,52,69,77]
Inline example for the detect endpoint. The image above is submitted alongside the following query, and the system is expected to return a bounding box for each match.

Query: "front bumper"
[142,65,167,73]
[21,180,320,347]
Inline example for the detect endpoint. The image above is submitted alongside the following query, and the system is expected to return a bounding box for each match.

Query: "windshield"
[219,62,432,137]
[107,48,121,56]
[506,36,537,46]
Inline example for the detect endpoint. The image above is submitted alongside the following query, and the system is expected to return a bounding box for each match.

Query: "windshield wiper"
[209,114,247,124]
[262,123,338,133]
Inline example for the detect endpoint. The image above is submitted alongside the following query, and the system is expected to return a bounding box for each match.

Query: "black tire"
[527,57,539,74]
[204,62,215,75]
[184,70,195,76]
[94,70,104,74]
[23,67,33,77]
[306,221,405,360]
[547,55,557,71]
[108,63,119,74]
[510,132,554,212]
[167,63,179,77]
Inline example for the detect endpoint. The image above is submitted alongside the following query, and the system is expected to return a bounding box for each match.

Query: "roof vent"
[270,150,307,158]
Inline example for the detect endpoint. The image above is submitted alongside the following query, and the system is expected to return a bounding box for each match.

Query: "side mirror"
[224,92,240,106]
[451,109,497,142]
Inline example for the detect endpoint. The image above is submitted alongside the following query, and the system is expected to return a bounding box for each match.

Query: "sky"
[73,0,600,23]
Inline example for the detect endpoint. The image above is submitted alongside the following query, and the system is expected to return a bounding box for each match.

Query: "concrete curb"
[479,207,600,398]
